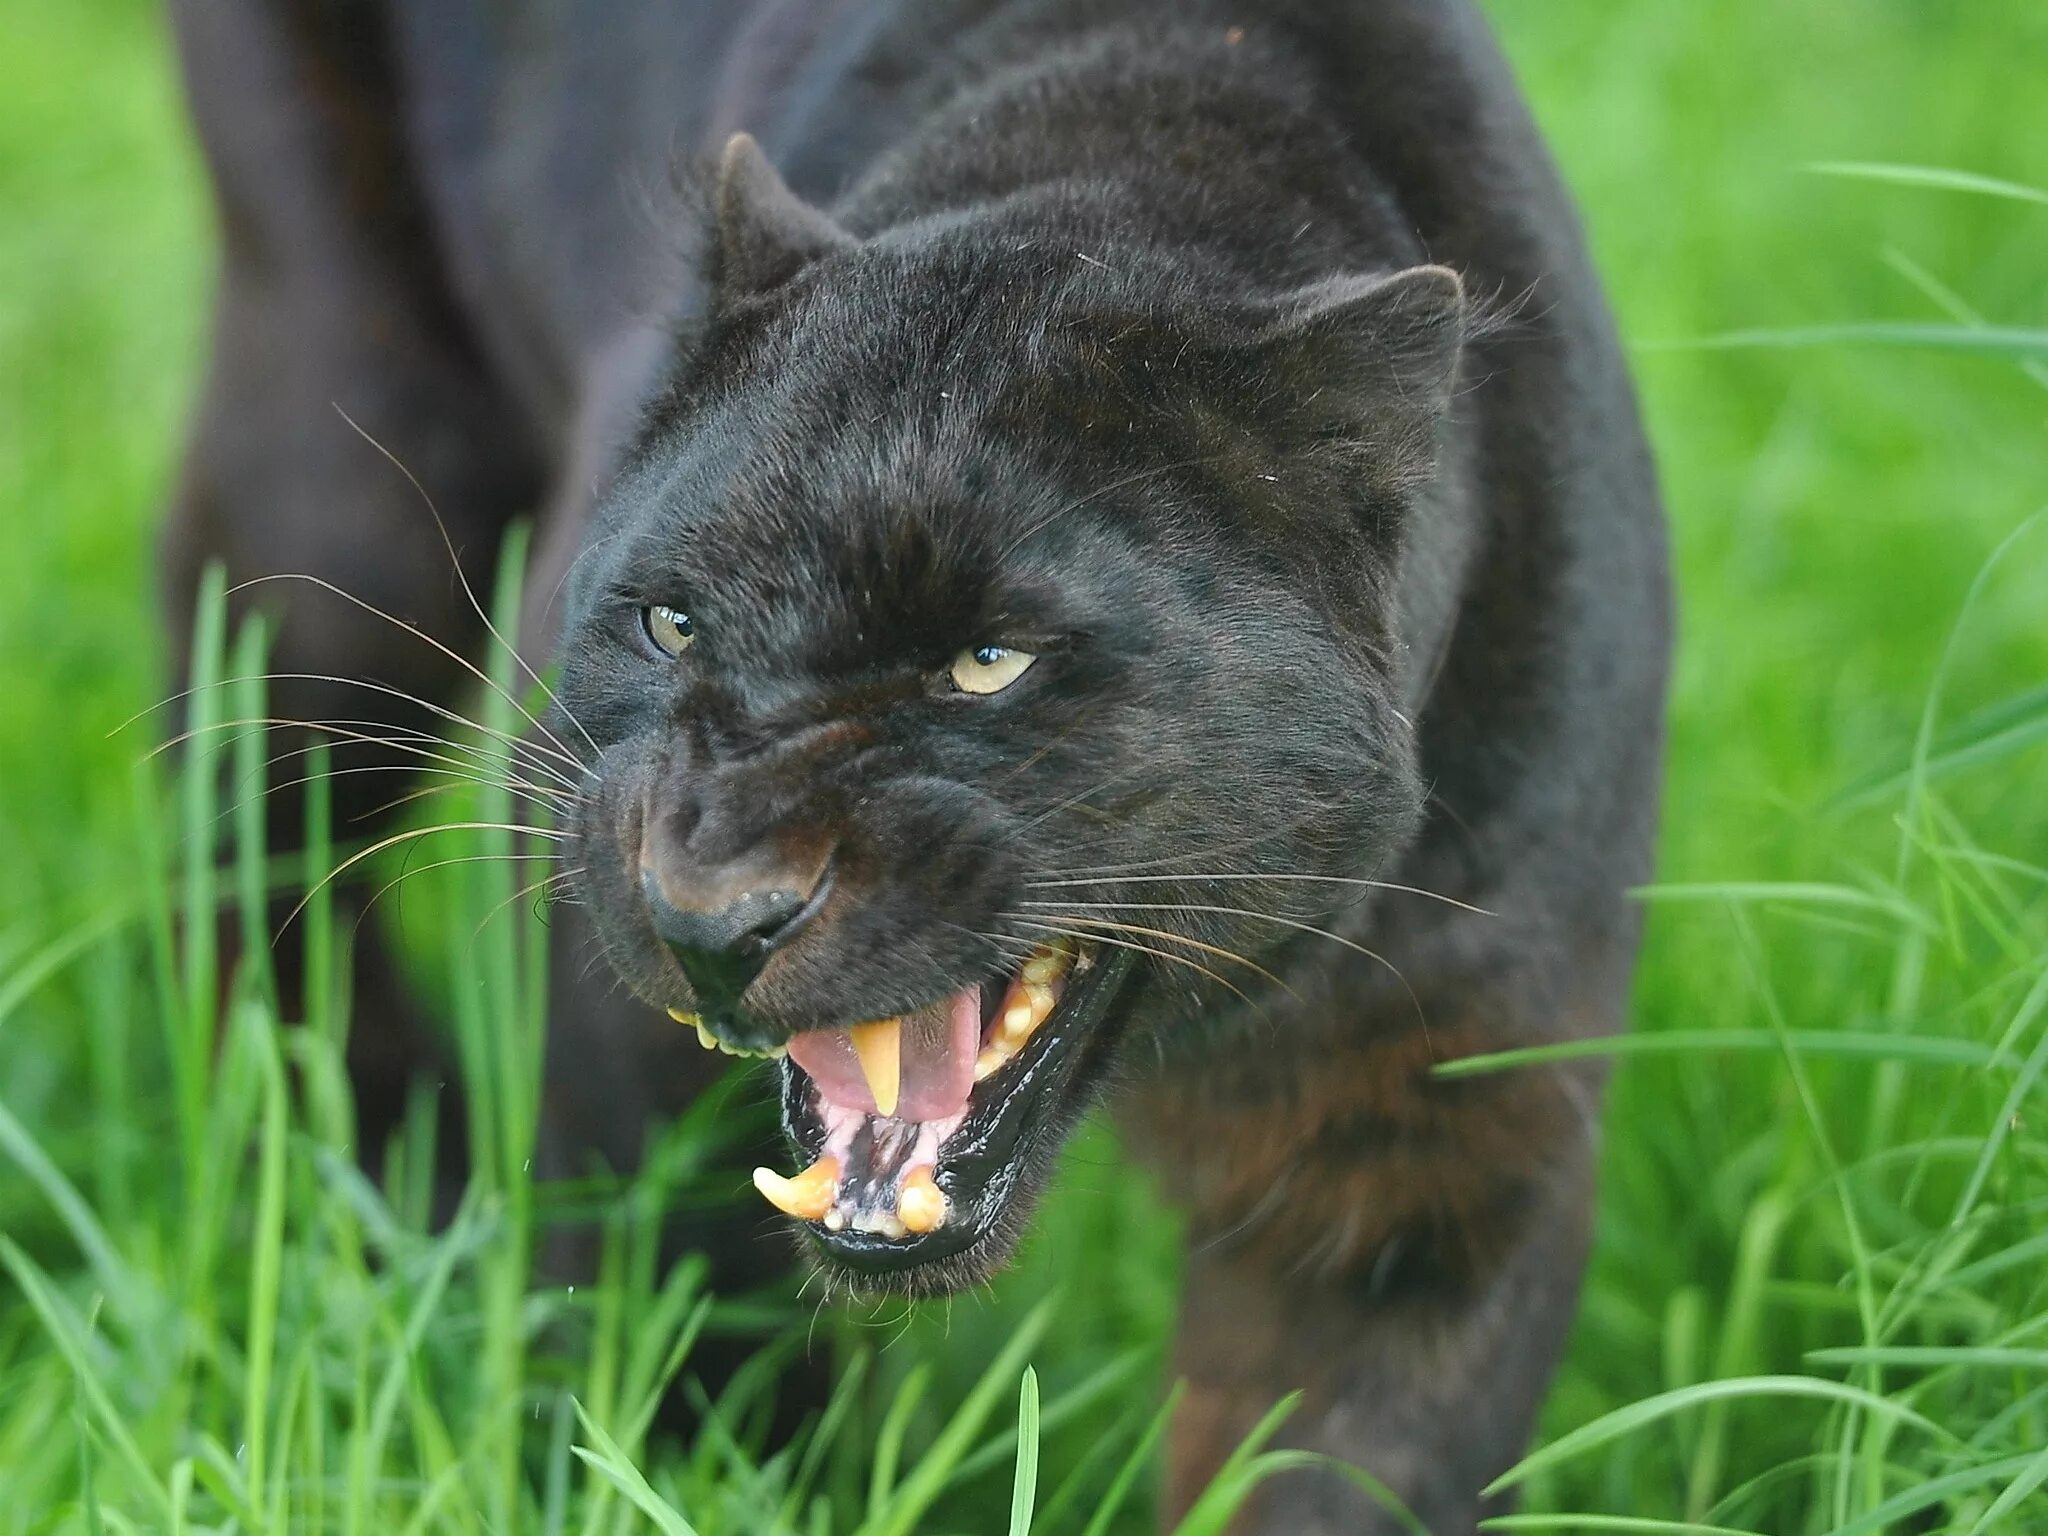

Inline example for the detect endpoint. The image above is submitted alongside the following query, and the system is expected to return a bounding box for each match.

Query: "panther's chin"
[758,942,1138,1293]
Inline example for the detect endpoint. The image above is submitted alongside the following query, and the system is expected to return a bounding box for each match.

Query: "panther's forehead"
[595,422,1163,685]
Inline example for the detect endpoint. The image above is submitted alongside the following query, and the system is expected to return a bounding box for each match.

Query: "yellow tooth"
[1024,981,1057,1018]
[1000,999,1036,1041]
[898,1167,947,1234]
[751,1156,840,1221]
[668,1007,704,1030]
[973,1046,1008,1081]
[1021,952,1066,985]
[848,1018,902,1117]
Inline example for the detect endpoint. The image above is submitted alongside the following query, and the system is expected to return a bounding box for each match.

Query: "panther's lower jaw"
[762,942,1137,1290]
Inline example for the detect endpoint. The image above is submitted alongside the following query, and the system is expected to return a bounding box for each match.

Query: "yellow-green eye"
[641,605,695,658]
[949,644,1035,695]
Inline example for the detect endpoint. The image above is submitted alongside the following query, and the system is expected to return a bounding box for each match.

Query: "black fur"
[165,2,1669,1529]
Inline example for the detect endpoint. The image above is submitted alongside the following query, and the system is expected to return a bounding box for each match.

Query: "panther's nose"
[639,864,822,1025]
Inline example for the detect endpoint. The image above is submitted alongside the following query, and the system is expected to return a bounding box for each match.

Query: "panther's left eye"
[641,605,695,658]
[949,644,1036,695]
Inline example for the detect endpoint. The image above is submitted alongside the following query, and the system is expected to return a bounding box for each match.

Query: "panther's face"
[550,140,1460,1292]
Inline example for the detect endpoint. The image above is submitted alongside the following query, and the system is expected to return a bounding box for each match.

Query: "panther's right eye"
[949,644,1036,695]
[640,605,695,658]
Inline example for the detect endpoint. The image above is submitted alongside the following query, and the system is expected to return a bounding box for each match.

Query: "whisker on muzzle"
[1000,915,1259,1005]
[285,818,570,935]
[229,571,596,780]
[333,403,607,768]
[129,671,592,791]
[1024,871,1494,917]
[1015,896,1423,1024]
[153,715,587,806]
[355,852,570,930]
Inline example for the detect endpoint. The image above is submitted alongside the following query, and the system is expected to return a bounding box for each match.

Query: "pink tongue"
[786,986,982,1122]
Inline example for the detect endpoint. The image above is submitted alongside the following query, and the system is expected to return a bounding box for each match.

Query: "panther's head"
[552,136,1463,1292]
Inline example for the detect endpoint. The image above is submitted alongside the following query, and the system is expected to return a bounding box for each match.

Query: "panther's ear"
[710,132,854,300]
[1236,264,1468,484]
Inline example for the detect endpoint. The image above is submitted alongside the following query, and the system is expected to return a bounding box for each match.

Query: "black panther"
[163,1,1669,1528]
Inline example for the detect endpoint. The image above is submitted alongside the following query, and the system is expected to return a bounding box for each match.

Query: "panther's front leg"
[1141,985,1605,1535]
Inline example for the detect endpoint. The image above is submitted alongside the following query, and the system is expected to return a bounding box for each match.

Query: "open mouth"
[749,939,1135,1274]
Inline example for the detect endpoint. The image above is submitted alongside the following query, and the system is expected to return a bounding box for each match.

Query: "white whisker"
[334,404,606,765]
[285,819,570,935]
[1024,872,1493,917]
[126,671,589,790]
[1003,915,1258,1004]
[229,572,595,779]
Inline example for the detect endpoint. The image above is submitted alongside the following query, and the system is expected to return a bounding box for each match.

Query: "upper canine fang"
[848,1017,902,1117]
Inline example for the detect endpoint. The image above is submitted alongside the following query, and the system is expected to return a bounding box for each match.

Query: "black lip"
[775,946,1138,1275]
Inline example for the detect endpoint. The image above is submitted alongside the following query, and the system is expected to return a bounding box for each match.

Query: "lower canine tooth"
[1022,952,1065,985]
[752,1156,840,1221]
[898,1167,947,1234]
[1001,999,1035,1039]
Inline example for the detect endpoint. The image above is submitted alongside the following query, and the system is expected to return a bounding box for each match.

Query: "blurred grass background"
[2,1,2045,1531]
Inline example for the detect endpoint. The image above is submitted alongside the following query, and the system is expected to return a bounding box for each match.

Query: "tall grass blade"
[1167,1392,1301,1536]
[0,1084,137,1326]
[1078,1385,1183,1536]
[229,617,271,1000]
[865,1299,1054,1536]
[1643,323,2048,356]
[175,564,227,1205]
[1806,161,2048,206]
[240,1003,289,1510]
[0,1239,173,1525]
[1008,1367,1041,1536]
[1960,1441,2048,1536]
[1483,1519,1768,1535]
[571,1400,702,1536]
[1484,1379,1945,1496]
[1431,1027,2018,1078]
[1812,1452,2040,1535]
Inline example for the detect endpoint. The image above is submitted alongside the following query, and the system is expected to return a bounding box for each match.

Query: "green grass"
[2,0,2046,1531]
